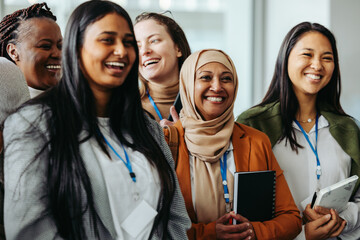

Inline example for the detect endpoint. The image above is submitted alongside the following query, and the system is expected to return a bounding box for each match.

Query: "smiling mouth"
[305,73,322,80]
[46,64,61,70]
[143,59,160,67]
[206,96,224,102]
[105,62,125,70]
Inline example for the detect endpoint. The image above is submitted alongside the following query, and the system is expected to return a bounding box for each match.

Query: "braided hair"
[0,2,56,62]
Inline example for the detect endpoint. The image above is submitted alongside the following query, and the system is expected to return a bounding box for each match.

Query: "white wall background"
[330,0,360,120]
[1,0,359,119]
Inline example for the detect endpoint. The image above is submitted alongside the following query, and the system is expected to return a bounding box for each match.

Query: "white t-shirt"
[91,118,161,240]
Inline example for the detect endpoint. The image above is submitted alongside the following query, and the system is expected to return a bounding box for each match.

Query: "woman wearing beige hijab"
[164,49,302,239]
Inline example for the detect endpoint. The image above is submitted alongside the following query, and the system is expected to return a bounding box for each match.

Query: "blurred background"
[1,0,359,120]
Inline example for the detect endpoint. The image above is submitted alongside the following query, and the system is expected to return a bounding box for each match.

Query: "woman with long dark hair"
[3,1,190,239]
[237,22,360,239]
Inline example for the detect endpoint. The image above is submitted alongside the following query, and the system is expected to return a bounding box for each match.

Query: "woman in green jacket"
[237,22,360,240]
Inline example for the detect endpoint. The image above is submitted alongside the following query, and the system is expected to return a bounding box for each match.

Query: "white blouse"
[273,115,360,240]
[28,86,43,98]
[91,118,161,240]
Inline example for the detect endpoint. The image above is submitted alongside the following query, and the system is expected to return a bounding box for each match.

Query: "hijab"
[179,49,238,223]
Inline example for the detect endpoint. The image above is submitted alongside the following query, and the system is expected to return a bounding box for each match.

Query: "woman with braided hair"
[0,2,62,98]
[3,0,190,239]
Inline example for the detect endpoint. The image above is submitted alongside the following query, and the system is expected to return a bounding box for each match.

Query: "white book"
[312,175,359,212]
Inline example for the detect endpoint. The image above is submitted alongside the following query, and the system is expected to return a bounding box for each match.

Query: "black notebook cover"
[233,170,276,222]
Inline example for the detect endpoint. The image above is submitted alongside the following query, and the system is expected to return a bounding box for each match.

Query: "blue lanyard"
[147,90,163,120]
[294,114,321,180]
[220,152,231,212]
[101,134,136,183]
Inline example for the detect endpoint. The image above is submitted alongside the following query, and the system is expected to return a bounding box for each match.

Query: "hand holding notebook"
[310,175,358,212]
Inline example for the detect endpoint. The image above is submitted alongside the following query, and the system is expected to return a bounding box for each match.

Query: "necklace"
[297,118,315,123]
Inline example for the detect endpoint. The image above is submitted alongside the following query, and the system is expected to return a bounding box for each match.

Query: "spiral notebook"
[233,170,276,223]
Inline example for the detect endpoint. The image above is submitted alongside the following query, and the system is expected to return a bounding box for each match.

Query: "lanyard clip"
[130,172,136,182]
[225,202,232,213]
[316,166,322,178]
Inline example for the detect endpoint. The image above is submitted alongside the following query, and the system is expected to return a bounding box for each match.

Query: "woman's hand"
[160,106,179,127]
[304,205,346,240]
[313,205,345,230]
[302,204,322,223]
[216,212,257,240]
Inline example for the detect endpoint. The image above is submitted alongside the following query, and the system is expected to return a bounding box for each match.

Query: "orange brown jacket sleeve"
[244,129,302,240]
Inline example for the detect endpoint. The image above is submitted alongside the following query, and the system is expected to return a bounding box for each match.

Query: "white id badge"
[121,200,158,238]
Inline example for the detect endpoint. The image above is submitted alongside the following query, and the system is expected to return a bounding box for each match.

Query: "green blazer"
[236,101,360,195]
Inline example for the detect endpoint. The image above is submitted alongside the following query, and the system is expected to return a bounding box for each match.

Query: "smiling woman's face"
[134,19,182,84]
[287,31,334,99]
[194,62,235,121]
[80,12,136,95]
[9,18,62,90]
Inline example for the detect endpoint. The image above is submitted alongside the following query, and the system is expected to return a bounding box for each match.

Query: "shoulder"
[236,102,282,146]
[144,114,163,138]
[234,122,272,145]
[4,103,51,137]
[321,107,360,133]
[236,101,280,123]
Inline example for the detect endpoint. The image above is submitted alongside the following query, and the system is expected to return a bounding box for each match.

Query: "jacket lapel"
[175,122,198,222]
[79,133,117,238]
[232,123,251,172]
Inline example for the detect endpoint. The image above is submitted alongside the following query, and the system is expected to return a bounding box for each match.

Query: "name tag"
[121,200,158,238]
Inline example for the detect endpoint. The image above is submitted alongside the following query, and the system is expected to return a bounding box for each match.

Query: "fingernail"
[247,223,250,227]
[326,214,331,219]
[249,229,252,233]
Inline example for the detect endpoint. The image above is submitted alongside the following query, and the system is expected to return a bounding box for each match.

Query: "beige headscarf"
[179,49,238,223]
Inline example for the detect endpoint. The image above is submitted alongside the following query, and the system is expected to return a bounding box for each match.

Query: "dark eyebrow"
[37,39,53,43]
[301,48,333,55]
[323,51,333,55]
[98,32,134,38]
[198,70,212,74]
[99,31,117,36]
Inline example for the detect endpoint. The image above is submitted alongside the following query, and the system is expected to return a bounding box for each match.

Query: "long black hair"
[28,0,175,239]
[260,22,346,151]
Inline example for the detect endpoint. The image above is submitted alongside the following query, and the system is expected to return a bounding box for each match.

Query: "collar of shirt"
[292,115,329,133]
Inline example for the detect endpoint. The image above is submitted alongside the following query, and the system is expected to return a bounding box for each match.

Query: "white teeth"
[207,97,223,102]
[144,59,159,67]
[46,65,61,69]
[106,62,125,67]
[306,74,321,80]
